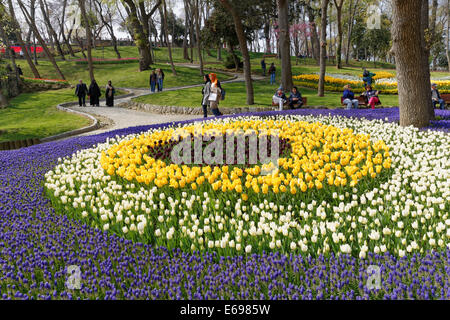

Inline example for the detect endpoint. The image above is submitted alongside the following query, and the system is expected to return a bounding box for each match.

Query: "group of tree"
[1,0,449,128]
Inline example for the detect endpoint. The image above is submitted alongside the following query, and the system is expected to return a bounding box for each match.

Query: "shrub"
[224,54,243,69]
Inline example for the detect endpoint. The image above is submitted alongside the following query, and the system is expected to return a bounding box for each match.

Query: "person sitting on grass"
[342,84,359,110]
[288,86,303,109]
[273,87,287,111]
[362,85,380,110]
[431,83,446,110]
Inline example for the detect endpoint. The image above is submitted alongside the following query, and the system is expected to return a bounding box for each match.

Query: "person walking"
[156,68,165,92]
[362,68,376,89]
[208,73,223,116]
[201,74,211,118]
[342,84,359,110]
[75,80,88,107]
[431,83,446,110]
[150,70,157,93]
[261,58,267,76]
[268,63,276,85]
[88,79,101,107]
[105,80,115,107]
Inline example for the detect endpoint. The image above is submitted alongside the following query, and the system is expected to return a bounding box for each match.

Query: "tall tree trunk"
[217,46,222,61]
[278,0,293,91]
[447,0,450,72]
[194,0,204,75]
[18,0,65,80]
[318,0,329,97]
[264,20,271,53]
[345,0,357,65]
[392,0,431,128]
[421,0,434,120]
[163,0,177,75]
[333,0,344,69]
[307,4,320,63]
[182,0,190,60]
[430,0,438,70]
[39,0,66,60]
[7,0,40,78]
[79,0,95,82]
[219,0,254,105]
[59,0,76,57]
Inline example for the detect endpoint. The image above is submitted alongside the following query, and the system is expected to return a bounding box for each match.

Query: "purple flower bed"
[0,108,449,300]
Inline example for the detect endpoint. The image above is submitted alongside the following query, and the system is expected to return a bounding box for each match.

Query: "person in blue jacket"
[362,68,376,88]
[342,84,359,109]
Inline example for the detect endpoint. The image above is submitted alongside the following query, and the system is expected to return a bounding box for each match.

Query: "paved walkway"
[67,65,266,137]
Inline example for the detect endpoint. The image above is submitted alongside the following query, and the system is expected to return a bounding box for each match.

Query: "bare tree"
[392,0,431,128]
[94,0,121,59]
[39,0,66,60]
[194,0,204,74]
[18,0,66,80]
[318,0,329,97]
[278,0,293,91]
[344,0,358,64]
[333,0,344,68]
[182,0,191,61]
[219,0,254,105]
[6,0,40,78]
[163,0,176,75]
[79,0,94,82]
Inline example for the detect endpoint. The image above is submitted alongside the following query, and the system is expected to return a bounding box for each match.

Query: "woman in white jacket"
[208,73,223,116]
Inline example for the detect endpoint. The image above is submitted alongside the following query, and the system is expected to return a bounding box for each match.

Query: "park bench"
[341,96,381,108]
[272,97,307,108]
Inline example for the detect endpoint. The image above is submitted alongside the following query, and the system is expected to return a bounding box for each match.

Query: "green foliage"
[224,54,243,69]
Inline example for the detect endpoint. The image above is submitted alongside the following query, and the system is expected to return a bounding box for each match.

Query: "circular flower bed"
[44,114,450,262]
[1,108,449,300]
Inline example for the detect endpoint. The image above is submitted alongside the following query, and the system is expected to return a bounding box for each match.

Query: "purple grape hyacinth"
[0,108,449,300]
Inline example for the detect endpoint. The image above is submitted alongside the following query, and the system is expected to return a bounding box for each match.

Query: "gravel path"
[66,65,266,137]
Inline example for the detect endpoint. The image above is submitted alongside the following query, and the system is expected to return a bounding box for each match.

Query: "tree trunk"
[163,0,177,75]
[278,0,293,91]
[318,0,329,97]
[333,0,344,69]
[264,20,271,53]
[79,0,95,82]
[0,92,7,108]
[60,0,76,57]
[430,0,438,70]
[18,0,65,80]
[39,0,66,60]
[421,0,434,120]
[220,0,254,105]
[7,0,40,78]
[194,0,204,75]
[307,4,320,63]
[217,46,222,61]
[447,0,450,72]
[392,0,431,128]
[345,0,357,65]
[183,0,190,60]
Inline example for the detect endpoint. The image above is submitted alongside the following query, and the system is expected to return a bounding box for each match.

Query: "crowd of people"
[75,79,115,107]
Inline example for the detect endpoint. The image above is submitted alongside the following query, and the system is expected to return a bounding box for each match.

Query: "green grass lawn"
[0,88,92,143]
[134,80,400,108]
[18,47,232,89]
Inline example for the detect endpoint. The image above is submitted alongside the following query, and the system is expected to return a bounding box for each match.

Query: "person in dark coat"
[288,86,303,109]
[105,81,115,107]
[75,80,88,107]
[268,63,276,85]
[156,68,165,91]
[88,79,101,106]
[150,70,157,93]
[261,59,266,76]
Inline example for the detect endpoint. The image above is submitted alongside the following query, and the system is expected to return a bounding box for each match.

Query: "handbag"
[208,93,218,102]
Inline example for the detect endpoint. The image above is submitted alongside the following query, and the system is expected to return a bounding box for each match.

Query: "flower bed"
[0,108,449,300]
[293,74,450,94]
